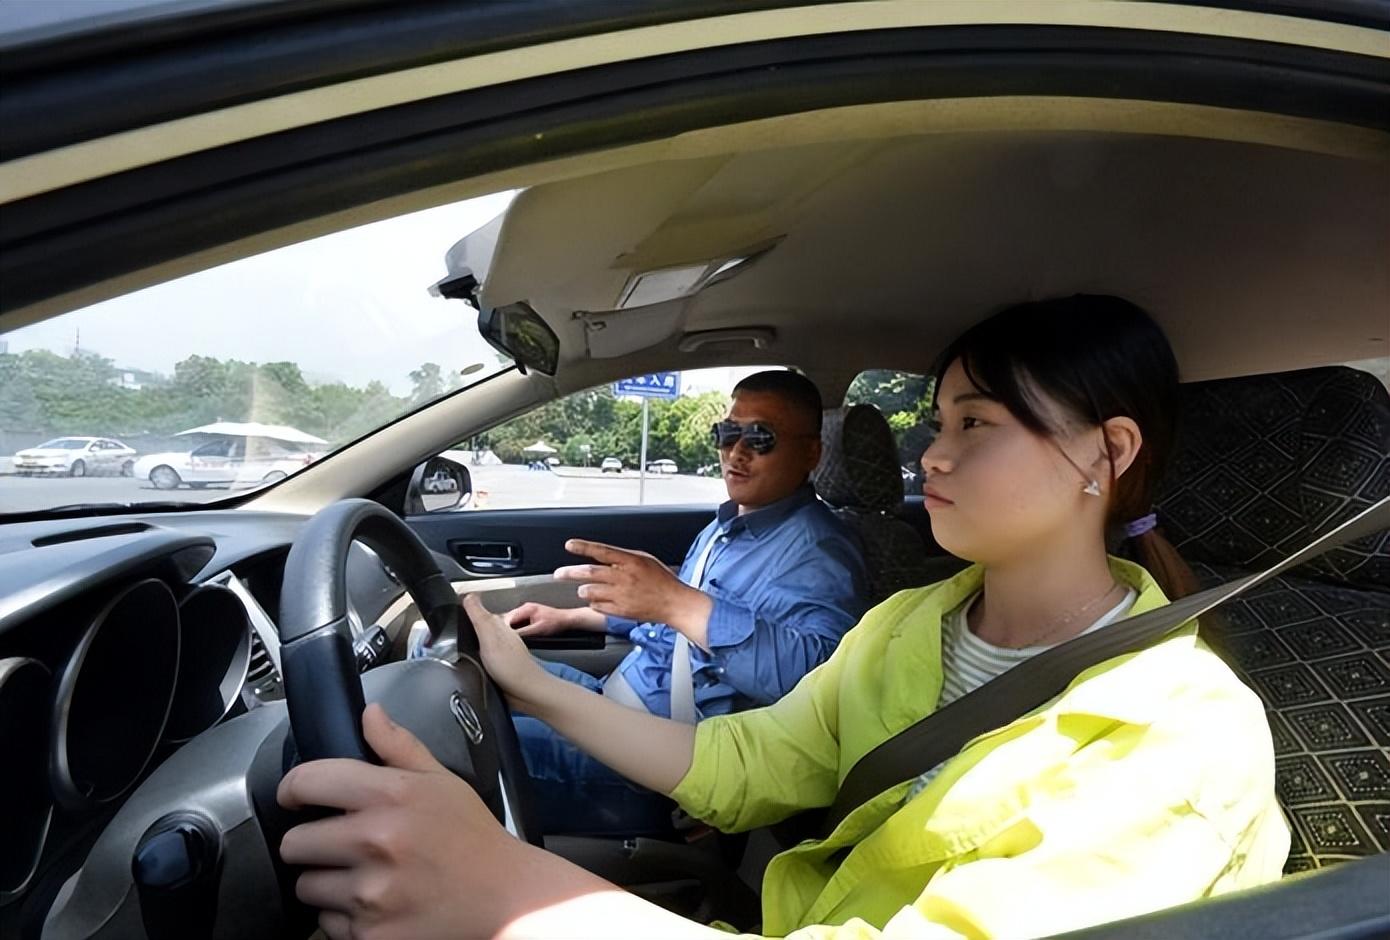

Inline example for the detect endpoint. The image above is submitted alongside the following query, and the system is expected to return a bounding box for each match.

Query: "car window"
[845,369,937,492]
[0,189,517,514]
[443,368,775,510]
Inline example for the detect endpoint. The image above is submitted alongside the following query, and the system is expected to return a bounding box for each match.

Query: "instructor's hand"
[507,602,606,637]
[554,540,712,642]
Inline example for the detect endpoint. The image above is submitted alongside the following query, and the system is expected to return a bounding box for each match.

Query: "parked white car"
[133,437,320,490]
[600,456,623,473]
[12,437,137,477]
[646,458,679,474]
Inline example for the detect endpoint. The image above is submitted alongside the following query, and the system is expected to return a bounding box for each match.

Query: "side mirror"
[405,456,472,514]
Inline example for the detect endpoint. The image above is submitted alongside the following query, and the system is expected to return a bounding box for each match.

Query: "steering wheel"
[275,498,539,845]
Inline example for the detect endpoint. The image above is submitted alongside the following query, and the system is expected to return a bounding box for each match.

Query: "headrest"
[813,404,903,513]
[1155,366,1389,588]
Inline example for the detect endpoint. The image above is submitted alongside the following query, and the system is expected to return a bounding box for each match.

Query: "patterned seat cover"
[1155,366,1390,872]
[813,405,932,602]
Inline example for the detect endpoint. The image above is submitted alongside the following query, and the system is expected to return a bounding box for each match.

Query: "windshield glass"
[1,190,517,514]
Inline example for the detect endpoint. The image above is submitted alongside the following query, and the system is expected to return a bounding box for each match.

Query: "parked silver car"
[12,437,137,477]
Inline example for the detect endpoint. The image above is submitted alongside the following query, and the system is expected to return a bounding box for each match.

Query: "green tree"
[408,362,446,406]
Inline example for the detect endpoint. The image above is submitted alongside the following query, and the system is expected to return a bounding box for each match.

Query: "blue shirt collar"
[716,481,818,537]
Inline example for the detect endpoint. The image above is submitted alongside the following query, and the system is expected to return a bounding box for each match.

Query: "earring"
[1082,479,1102,497]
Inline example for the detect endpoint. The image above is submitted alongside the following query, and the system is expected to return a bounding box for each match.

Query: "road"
[0,464,727,514]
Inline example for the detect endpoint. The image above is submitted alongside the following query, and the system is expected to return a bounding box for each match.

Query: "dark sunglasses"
[711,420,786,454]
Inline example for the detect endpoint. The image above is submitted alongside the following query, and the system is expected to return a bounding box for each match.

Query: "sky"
[3,189,760,400]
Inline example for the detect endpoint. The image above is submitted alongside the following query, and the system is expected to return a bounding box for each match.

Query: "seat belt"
[816,496,1389,838]
[603,529,722,723]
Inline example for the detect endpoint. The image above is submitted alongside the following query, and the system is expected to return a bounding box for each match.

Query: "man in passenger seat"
[504,370,870,835]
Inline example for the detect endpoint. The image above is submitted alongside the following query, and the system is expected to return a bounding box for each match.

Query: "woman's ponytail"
[1131,526,1201,601]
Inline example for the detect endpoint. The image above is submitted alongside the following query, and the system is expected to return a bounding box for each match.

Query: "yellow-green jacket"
[671,558,1289,939]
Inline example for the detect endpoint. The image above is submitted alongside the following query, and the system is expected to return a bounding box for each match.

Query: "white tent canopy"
[522,440,557,454]
[175,422,328,445]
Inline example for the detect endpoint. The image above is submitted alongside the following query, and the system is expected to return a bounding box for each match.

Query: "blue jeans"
[514,660,678,836]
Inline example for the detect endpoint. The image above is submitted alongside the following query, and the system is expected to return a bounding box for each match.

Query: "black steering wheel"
[275,498,539,844]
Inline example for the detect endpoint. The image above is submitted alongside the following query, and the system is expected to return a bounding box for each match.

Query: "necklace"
[972,580,1127,650]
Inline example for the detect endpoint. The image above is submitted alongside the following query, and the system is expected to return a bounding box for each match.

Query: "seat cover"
[1155,366,1390,872]
[813,404,932,602]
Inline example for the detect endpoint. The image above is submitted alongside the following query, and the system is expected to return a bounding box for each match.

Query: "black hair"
[931,294,1198,598]
[733,370,824,432]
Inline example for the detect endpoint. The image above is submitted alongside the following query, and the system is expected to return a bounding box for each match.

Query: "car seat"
[1154,365,1390,873]
[812,404,933,602]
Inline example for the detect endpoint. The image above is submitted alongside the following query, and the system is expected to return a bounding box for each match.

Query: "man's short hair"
[732,370,823,432]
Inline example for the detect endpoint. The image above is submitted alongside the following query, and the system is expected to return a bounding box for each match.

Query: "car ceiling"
[476,103,1390,394]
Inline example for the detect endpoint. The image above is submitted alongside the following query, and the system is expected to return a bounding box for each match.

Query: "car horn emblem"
[450,691,485,745]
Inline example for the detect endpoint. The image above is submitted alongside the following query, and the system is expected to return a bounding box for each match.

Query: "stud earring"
[1082,479,1102,497]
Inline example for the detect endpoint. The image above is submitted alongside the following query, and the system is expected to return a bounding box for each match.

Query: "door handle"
[449,540,522,575]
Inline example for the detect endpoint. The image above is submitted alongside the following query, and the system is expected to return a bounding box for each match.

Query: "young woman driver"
[277,295,1289,940]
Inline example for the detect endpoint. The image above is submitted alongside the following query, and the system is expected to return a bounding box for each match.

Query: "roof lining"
[8,95,1386,333]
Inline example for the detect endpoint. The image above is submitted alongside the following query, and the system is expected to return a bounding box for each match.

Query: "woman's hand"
[507,602,606,637]
[278,704,530,939]
[279,704,701,940]
[463,594,554,711]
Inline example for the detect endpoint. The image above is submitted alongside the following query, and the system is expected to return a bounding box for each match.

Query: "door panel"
[408,503,716,675]
[408,504,713,577]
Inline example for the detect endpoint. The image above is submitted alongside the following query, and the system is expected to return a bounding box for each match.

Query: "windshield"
[1,190,517,515]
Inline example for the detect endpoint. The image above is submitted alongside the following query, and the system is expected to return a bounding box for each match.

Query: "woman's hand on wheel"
[279,705,722,940]
[277,704,548,940]
[464,594,554,710]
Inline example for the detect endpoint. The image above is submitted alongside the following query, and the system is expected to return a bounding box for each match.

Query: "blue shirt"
[607,484,869,719]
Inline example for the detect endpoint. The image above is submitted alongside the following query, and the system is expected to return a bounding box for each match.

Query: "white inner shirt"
[904,586,1138,802]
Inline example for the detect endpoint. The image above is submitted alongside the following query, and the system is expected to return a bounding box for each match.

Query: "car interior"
[1,3,1387,939]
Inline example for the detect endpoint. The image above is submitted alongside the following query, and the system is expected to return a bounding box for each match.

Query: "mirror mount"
[430,265,559,377]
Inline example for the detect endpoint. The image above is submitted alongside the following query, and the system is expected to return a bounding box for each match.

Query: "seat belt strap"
[820,497,1389,836]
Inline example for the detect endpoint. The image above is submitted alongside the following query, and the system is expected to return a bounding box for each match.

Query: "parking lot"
[0,463,728,514]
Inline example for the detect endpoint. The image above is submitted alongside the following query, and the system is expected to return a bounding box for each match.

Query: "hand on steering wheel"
[464,594,555,711]
[278,703,535,940]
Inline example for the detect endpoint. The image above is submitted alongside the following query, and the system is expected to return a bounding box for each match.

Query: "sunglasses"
[710,420,803,455]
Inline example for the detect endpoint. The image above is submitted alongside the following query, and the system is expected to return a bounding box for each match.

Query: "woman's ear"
[1099,416,1144,481]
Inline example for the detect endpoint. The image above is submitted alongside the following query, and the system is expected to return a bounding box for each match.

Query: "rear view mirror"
[478,301,559,376]
[405,456,472,514]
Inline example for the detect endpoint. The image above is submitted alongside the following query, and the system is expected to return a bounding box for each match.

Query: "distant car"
[133,437,320,490]
[600,457,623,473]
[695,463,721,477]
[12,436,137,477]
[422,469,458,493]
[647,458,678,474]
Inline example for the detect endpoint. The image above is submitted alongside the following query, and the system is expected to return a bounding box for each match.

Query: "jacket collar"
[890,556,1190,726]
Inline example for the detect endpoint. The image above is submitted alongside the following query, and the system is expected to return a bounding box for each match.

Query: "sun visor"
[576,302,685,359]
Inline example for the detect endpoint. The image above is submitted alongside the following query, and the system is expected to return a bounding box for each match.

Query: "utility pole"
[638,397,649,505]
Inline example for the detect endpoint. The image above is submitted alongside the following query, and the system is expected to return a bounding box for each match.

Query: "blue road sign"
[614,372,681,400]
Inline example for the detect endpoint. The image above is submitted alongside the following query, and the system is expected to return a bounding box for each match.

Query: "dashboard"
[0,509,449,940]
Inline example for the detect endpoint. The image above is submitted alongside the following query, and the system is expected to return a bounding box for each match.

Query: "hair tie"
[1124,512,1158,539]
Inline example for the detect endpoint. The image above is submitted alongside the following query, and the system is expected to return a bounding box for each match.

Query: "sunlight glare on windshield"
[0,190,517,514]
